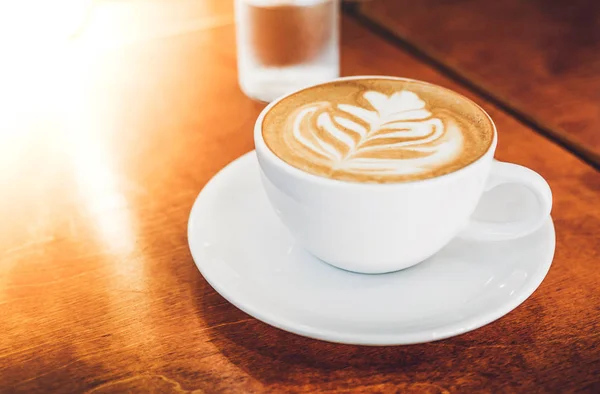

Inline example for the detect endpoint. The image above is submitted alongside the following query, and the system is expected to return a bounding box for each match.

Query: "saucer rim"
[188,151,556,346]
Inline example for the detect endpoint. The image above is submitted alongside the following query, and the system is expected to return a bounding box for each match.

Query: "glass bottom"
[239,64,339,103]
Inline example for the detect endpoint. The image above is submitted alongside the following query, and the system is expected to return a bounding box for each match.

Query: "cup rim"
[254,75,498,188]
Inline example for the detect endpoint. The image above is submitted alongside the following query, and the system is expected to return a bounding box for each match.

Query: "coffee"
[262,78,494,183]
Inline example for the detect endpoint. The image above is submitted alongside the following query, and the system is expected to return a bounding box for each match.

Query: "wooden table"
[356,0,600,168]
[1,1,598,392]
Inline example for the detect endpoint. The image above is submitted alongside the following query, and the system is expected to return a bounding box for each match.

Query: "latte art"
[262,78,494,183]
[289,90,462,176]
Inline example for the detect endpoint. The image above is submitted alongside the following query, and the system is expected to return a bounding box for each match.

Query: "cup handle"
[459,161,553,241]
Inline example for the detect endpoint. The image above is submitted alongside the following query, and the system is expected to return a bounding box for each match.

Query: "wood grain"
[357,0,600,165]
[0,1,599,392]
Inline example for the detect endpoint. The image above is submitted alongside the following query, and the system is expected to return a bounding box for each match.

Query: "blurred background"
[1,0,598,162]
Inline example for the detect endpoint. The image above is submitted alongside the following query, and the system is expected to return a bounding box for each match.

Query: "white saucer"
[188,152,555,345]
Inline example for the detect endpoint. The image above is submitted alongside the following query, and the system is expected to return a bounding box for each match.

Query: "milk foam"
[261,78,494,183]
[288,90,462,176]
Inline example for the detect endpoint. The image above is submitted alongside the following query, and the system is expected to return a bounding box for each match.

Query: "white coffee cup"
[254,76,552,274]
